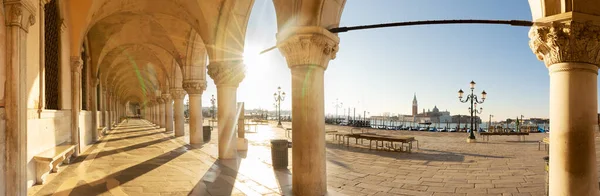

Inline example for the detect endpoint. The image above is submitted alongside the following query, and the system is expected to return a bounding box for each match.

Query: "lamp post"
[274,86,286,127]
[489,114,494,132]
[518,115,524,132]
[333,99,343,124]
[471,103,483,132]
[458,80,487,142]
[210,94,216,120]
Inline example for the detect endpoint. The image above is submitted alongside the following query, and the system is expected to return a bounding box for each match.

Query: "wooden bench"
[33,145,76,184]
[326,130,338,140]
[336,133,418,153]
[480,132,529,141]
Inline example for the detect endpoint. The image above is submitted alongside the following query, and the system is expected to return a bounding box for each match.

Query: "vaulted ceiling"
[85,0,253,104]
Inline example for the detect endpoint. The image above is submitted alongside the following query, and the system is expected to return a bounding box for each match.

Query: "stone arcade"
[0,0,599,196]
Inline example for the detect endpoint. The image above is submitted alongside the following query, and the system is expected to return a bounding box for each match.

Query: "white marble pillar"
[90,79,98,142]
[3,2,35,194]
[100,88,106,128]
[70,57,83,156]
[183,80,206,144]
[277,27,340,196]
[158,98,165,128]
[208,63,245,159]
[171,89,186,136]
[530,21,600,196]
[107,93,112,130]
[154,99,161,125]
[163,94,173,132]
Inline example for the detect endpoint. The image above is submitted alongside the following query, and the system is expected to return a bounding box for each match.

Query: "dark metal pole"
[469,88,475,139]
[277,96,281,126]
[330,19,534,33]
[260,20,535,55]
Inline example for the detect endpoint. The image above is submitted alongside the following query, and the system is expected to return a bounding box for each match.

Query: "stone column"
[530,21,600,196]
[150,101,156,125]
[208,63,245,159]
[3,1,35,195]
[171,89,186,136]
[162,94,173,132]
[70,57,83,156]
[151,102,157,125]
[90,79,98,142]
[107,92,112,130]
[237,102,247,150]
[183,80,206,144]
[277,27,340,196]
[100,88,106,128]
[158,98,165,128]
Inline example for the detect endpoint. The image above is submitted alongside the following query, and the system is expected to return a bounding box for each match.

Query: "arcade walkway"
[27,118,555,196]
[27,119,291,196]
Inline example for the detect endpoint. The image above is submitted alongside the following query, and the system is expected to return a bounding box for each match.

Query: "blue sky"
[199,0,568,121]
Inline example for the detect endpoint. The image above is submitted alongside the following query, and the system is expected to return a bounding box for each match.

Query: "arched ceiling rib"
[83,0,253,102]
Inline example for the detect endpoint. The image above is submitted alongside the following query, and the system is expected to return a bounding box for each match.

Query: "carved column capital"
[182,80,207,95]
[277,26,340,70]
[4,0,36,32]
[529,21,600,67]
[70,56,83,73]
[156,98,165,104]
[207,62,246,87]
[161,94,172,102]
[170,89,187,100]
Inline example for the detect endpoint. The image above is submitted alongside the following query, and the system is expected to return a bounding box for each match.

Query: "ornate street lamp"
[210,94,216,120]
[333,99,343,124]
[458,80,487,142]
[274,86,286,127]
[470,103,483,132]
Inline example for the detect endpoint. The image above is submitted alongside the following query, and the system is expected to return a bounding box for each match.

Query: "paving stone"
[25,120,568,196]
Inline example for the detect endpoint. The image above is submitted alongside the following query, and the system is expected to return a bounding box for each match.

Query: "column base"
[277,124,283,128]
[466,138,477,143]
[237,138,248,151]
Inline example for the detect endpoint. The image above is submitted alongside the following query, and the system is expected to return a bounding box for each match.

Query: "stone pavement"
[27,119,584,195]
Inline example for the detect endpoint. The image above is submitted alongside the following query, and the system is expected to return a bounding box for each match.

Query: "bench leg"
[51,157,64,173]
[36,161,52,185]
[63,150,74,164]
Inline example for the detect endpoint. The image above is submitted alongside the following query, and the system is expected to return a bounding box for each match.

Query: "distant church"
[402,93,452,123]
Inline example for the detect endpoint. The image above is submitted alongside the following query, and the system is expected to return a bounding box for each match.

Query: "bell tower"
[412,93,418,116]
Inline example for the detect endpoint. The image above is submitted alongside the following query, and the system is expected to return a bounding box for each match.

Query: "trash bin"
[203,126,212,143]
[271,139,289,169]
[544,156,549,196]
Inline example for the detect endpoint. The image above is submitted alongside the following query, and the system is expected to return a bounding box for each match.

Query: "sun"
[243,45,268,74]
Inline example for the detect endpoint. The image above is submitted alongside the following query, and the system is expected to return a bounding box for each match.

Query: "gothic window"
[44,0,61,110]
[81,49,88,110]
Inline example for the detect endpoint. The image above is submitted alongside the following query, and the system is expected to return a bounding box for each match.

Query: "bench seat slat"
[33,145,76,161]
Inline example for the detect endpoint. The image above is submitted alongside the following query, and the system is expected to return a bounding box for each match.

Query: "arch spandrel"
[183,32,208,81]
[170,59,185,89]
[272,0,346,36]
[210,0,255,63]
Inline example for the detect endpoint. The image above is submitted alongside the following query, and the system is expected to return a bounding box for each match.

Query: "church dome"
[433,105,439,113]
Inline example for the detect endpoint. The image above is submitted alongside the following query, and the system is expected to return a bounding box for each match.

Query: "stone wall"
[79,111,94,152]
[26,110,72,187]
[0,108,6,194]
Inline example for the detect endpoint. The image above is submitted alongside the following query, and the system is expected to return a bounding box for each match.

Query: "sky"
[197,0,577,121]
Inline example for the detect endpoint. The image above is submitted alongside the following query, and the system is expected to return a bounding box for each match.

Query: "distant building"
[401,94,452,123]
